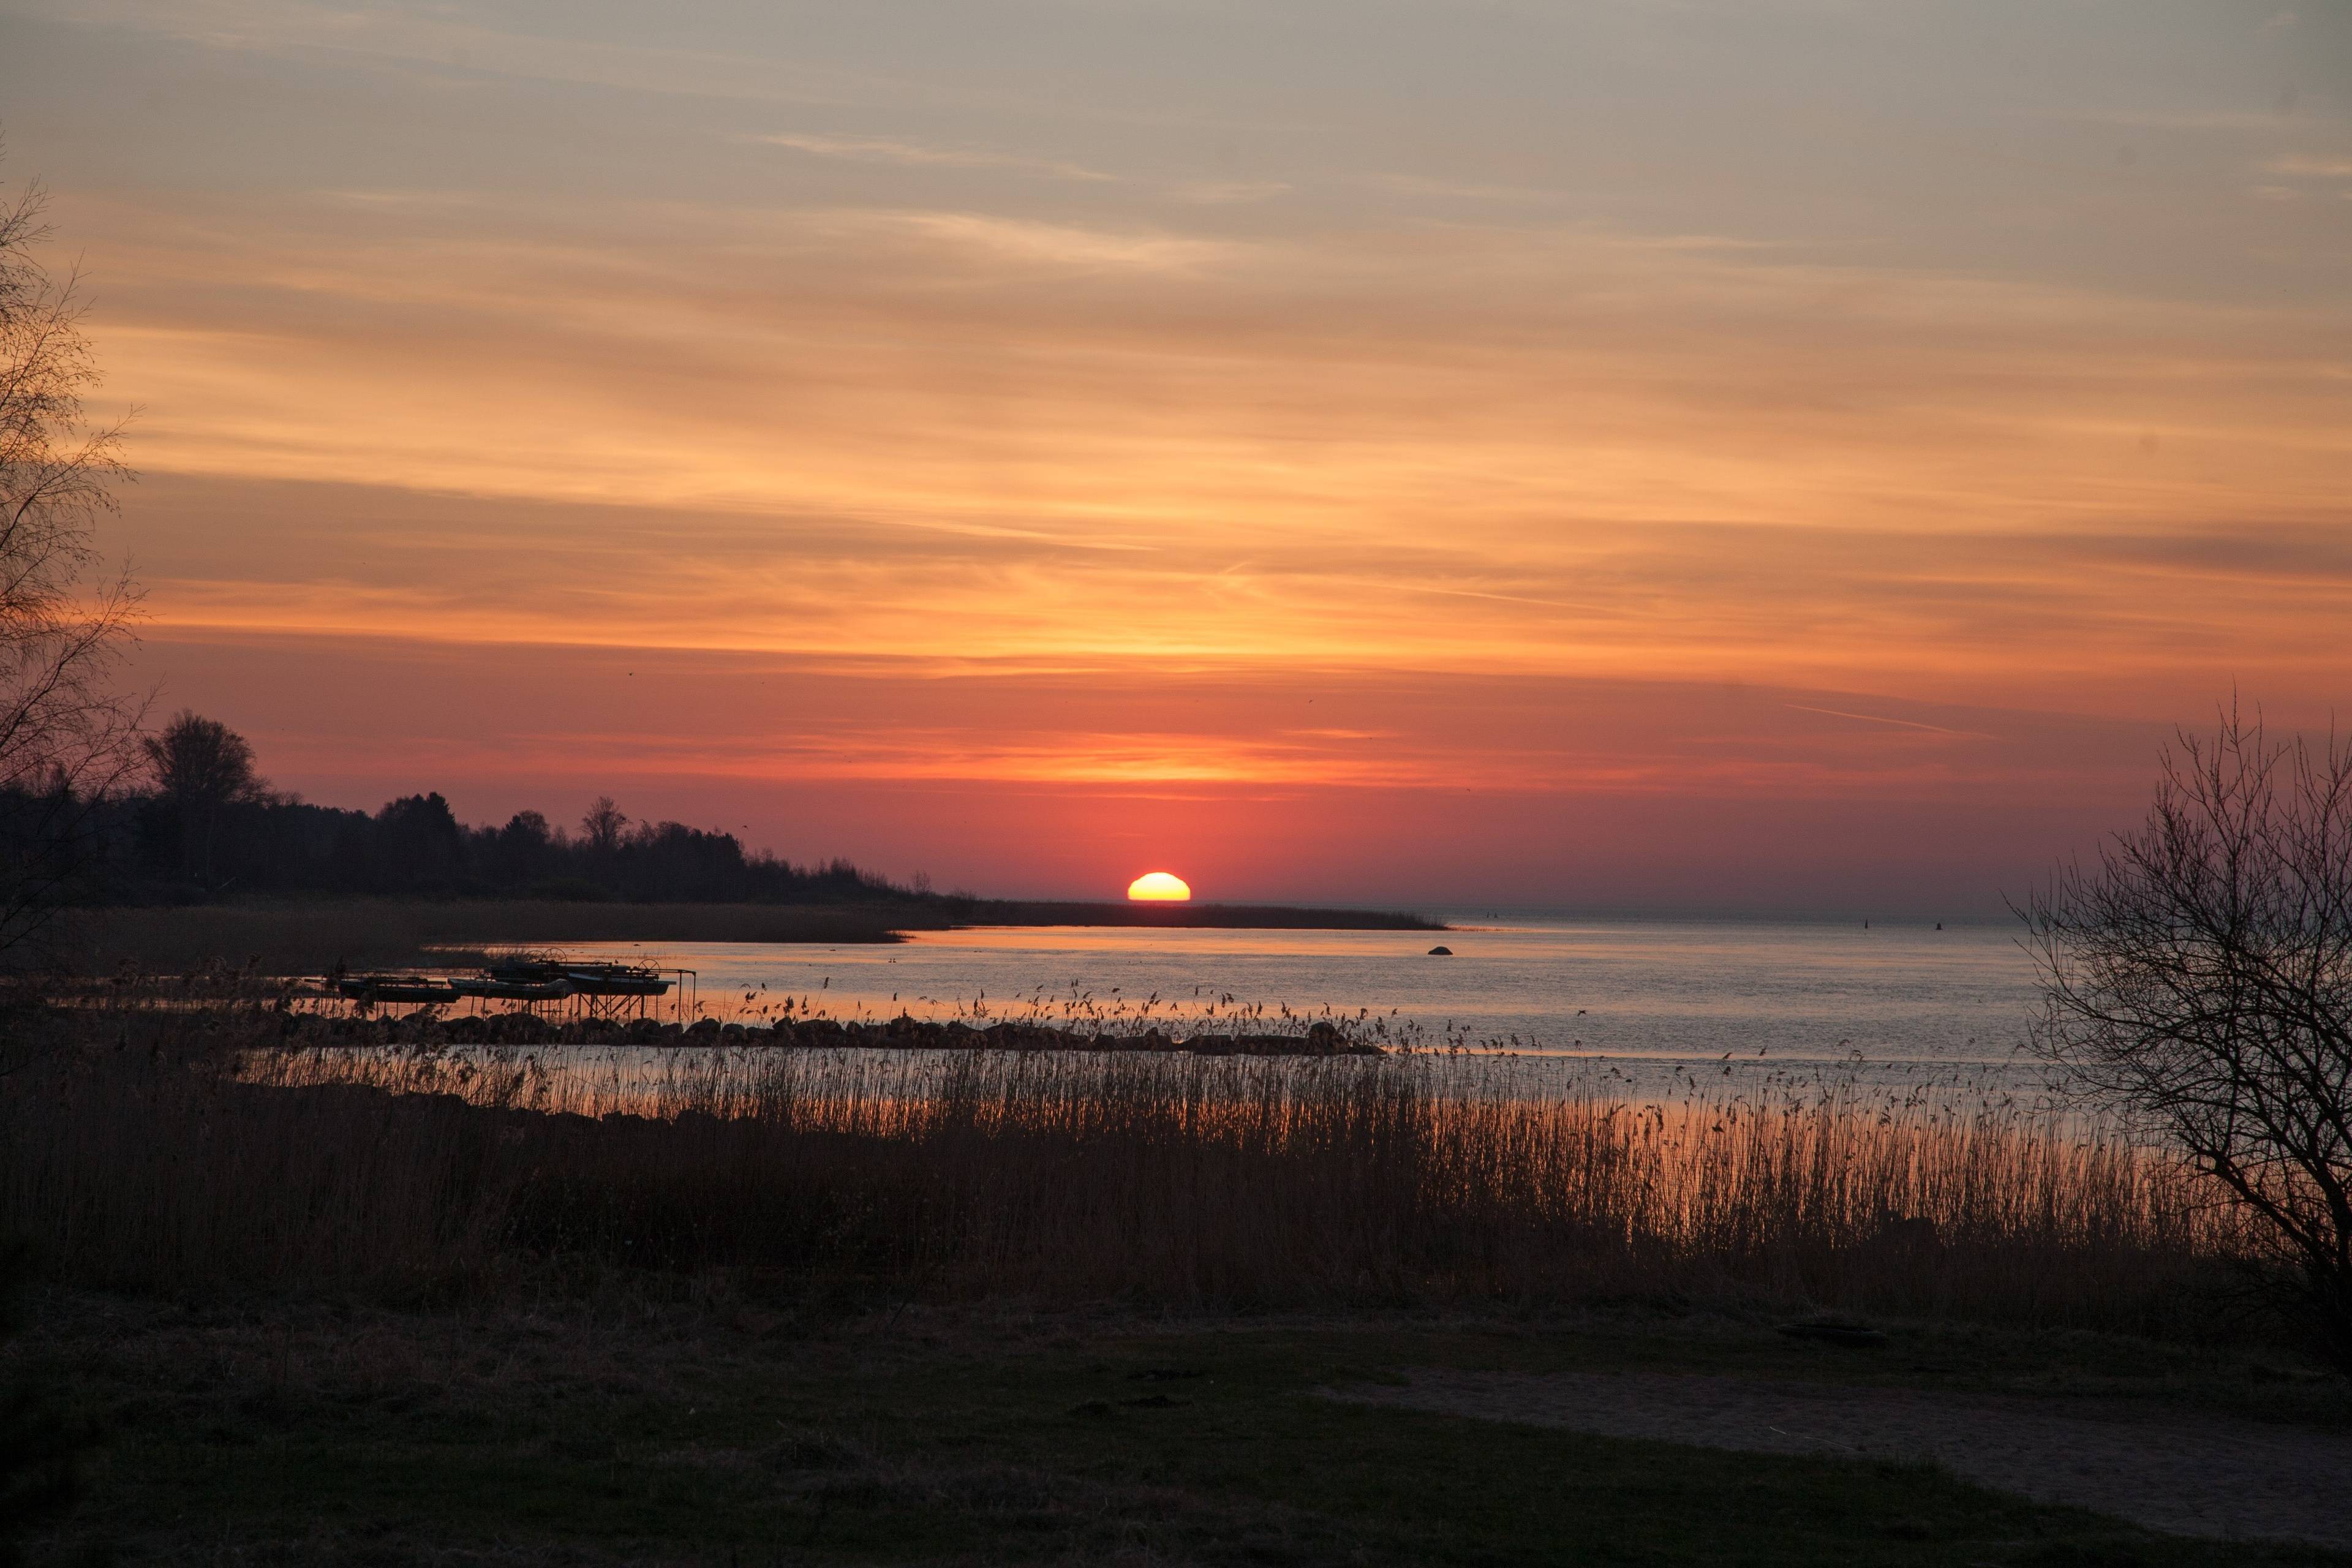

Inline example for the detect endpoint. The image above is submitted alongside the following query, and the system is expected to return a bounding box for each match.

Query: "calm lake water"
[560,914,2051,1104]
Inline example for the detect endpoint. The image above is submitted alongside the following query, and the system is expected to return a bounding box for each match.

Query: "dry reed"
[0,999,2260,1341]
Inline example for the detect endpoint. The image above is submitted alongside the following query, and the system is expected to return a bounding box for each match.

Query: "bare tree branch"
[0,150,144,961]
[2021,700,2352,1366]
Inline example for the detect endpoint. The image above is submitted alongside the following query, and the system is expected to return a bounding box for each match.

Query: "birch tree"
[0,157,143,954]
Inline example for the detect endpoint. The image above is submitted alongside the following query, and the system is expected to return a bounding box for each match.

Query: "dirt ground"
[1330,1368,2352,1549]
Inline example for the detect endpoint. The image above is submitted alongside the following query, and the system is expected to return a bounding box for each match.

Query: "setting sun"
[1126,872,1193,902]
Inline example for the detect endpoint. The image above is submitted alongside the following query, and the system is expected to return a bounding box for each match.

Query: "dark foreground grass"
[7,1020,2253,1343]
[4,1000,2345,1564]
[15,1296,2344,1567]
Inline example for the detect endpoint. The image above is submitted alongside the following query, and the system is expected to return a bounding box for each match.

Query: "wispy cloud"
[2045,108,2307,132]
[1781,704,1996,741]
[815,209,1245,273]
[33,0,884,107]
[1167,181,1292,205]
[742,131,1116,183]
[1363,173,1574,207]
[2266,155,2352,179]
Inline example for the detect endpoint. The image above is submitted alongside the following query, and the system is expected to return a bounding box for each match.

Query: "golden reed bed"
[0,998,2257,1340]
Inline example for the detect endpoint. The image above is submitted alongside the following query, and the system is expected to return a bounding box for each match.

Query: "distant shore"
[59,896,1443,975]
[971,899,1441,932]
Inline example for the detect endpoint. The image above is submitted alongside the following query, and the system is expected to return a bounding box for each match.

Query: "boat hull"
[451,976,574,1002]
[565,972,670,997]
[337,976,459,1005]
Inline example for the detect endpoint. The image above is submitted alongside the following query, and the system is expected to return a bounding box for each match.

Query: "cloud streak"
[743,131,1117,183]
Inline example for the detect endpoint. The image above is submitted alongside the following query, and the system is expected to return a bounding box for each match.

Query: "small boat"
[486,958,568,984]
[562,962,671,997]
[451,974,574,1002]
[337,974,460,1005]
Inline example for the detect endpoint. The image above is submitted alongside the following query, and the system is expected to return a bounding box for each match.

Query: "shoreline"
[964,899,1441,931]
[249,1008,1390,1056]
[57,895,1444,976]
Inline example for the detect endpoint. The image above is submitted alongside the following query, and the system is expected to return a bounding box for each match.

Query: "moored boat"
[486,958,568,985]
[562,962,671,997]
[337,974,460,1005]
[451,974,574,1002]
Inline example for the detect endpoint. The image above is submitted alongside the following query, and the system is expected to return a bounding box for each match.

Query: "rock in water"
[1427,944,1453,956]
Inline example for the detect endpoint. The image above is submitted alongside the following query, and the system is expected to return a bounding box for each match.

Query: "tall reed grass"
[0,999,2259,1340]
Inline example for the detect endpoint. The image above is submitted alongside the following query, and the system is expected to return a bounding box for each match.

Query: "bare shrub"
[2022,704,2352,1366]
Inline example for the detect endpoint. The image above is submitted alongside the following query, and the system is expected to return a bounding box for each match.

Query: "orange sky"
[3,0,2346,911]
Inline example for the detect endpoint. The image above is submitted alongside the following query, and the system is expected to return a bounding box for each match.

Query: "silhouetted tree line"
[53,712,922,906]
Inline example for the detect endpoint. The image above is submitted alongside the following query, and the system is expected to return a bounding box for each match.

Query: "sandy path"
[1328,1369,2352,1547]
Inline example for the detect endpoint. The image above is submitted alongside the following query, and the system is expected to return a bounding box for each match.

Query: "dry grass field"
[2,992,2337,1566]
[2,996,2252,1333]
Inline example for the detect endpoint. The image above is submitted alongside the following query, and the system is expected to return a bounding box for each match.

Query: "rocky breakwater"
[293,1011,1385,1055]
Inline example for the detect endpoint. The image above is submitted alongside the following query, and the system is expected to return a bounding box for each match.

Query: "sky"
[0,0,2346,913]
